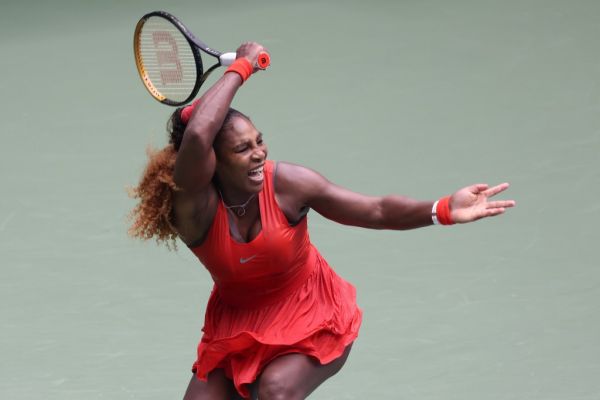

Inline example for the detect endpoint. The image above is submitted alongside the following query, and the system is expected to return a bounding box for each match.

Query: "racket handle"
[219,51,271,69]
[220,52,237,66]
[257,52,270,69]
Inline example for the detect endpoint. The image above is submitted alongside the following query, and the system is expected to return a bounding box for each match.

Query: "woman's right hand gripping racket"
[133,10,270,106]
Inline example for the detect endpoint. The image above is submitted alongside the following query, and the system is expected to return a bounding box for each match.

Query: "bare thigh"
[183,369,240,400]
[256,344,353,400]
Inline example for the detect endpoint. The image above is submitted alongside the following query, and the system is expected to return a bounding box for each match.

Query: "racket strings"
[137,17,199,103]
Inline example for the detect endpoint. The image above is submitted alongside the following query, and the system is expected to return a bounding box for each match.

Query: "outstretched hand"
[450,183,516,223]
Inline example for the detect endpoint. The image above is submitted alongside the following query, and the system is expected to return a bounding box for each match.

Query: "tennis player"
[129,42,515,400]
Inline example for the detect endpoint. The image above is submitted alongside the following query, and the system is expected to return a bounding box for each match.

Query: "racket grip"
[220,52,237,66]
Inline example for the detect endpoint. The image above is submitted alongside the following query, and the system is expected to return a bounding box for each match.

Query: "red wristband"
[225,58,253,82]
[181,98,201,124]
[436,196,455,225]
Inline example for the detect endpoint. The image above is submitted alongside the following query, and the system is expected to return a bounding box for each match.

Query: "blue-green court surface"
[1,1,599,399]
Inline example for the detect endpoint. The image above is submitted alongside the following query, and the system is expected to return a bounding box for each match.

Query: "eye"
[235,145,248,153]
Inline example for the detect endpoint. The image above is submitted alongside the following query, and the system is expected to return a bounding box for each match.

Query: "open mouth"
[248,165,264,182]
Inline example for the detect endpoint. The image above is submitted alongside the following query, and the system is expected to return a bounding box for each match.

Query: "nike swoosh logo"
[239,255,257,264]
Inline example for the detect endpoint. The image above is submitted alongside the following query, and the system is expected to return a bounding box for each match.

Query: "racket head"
[134,11,203,106]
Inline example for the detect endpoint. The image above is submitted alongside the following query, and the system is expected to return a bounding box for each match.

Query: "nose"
[251,147,266,161]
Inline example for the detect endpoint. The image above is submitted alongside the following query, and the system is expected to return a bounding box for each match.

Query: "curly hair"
[128,106,250,250]
[128,143,179,250]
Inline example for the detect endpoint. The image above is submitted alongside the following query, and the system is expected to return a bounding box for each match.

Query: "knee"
[257,372,301,400]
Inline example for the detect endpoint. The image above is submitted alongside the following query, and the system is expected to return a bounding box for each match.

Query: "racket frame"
[134,10,220,106]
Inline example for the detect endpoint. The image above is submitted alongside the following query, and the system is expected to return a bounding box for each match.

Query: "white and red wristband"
[432,196,455,225]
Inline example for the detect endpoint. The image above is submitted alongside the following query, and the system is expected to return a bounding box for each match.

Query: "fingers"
[475,199,515,221]
[484,207,506,218]
[482,182,510,198]
[471,205,507,221]
[471,183,489,194]
[237,41,265,53]
[486,199,516,209]
[236,42,269,69]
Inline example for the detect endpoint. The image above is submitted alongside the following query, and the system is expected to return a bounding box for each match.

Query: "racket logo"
[152,31,183,85]
[257,52,270,69]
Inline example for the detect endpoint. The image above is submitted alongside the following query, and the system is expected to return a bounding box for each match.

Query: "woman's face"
[214,116,268,194]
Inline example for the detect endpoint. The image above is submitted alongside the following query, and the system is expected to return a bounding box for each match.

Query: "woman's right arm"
[173,42,266,193]
[173,73,241,192]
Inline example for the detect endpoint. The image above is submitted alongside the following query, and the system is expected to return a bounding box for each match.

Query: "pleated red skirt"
[192,252,362,398]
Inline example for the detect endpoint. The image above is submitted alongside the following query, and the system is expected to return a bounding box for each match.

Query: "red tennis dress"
[190,160,362,398]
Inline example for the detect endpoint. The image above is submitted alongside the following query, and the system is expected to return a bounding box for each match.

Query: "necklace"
[219,191,256,217]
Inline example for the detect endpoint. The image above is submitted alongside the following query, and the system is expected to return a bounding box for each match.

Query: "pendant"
[236,207,246,217]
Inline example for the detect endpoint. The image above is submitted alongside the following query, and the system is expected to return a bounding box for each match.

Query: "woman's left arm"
[276,163,515,230]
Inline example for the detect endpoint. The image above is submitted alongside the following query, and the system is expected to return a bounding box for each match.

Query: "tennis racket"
[133,10,270,106]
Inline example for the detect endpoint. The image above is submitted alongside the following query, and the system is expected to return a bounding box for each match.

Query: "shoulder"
[274,161,328,191]
[274,161,327,183]
[272,161,331,208]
